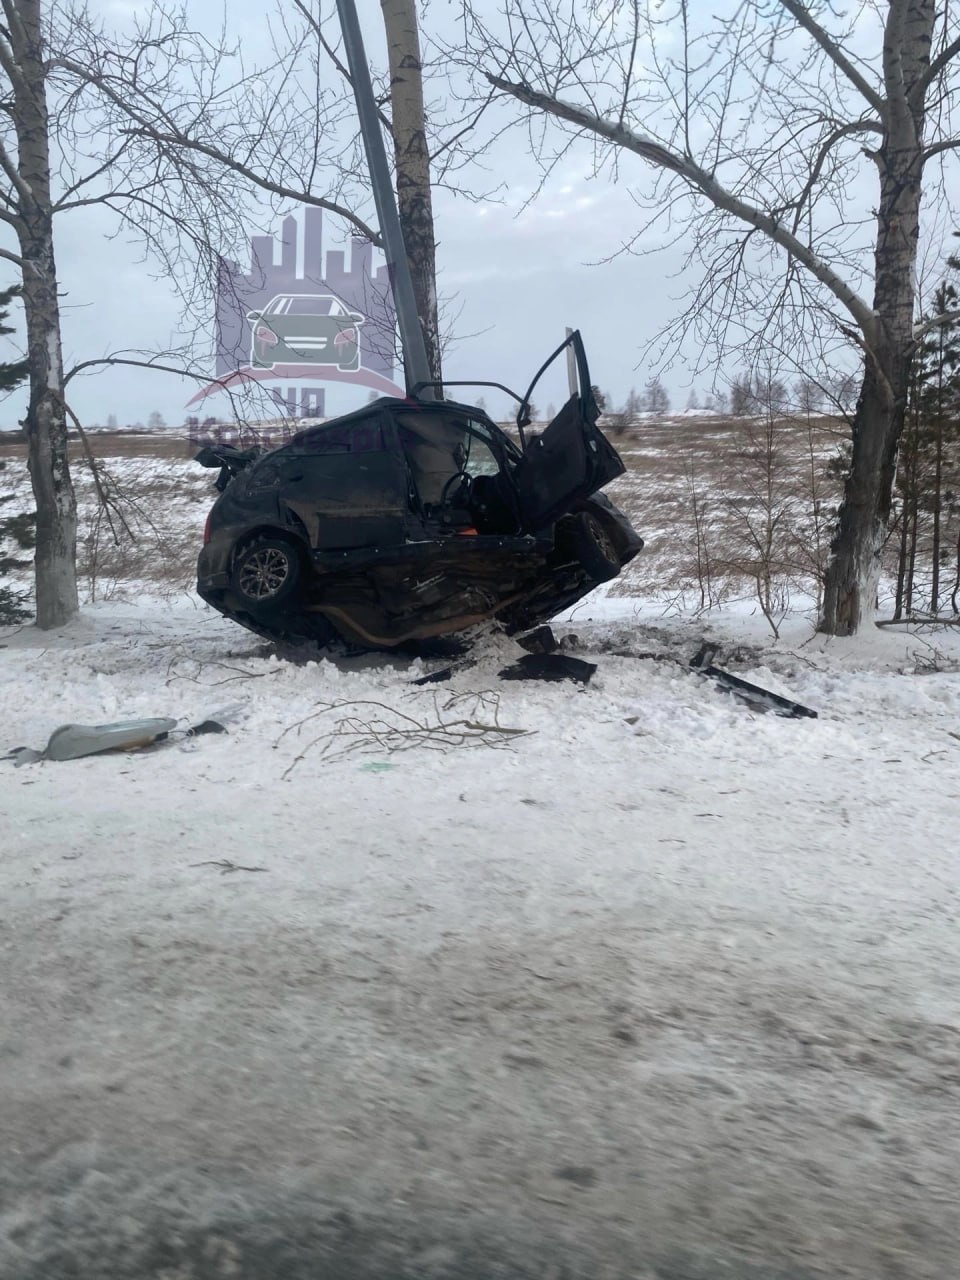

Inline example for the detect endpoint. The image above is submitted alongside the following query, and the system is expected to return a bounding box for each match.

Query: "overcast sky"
[45,161,692,429]
[0,0,720,431]
[3,0,945,431]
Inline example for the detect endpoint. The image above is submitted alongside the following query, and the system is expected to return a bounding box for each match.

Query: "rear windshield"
[284,297,336,316]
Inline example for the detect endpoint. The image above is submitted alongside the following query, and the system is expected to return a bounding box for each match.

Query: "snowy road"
[1,601,958,1279]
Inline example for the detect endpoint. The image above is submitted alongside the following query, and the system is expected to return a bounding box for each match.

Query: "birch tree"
[0,0,446,628]
[457,0,960,634]
[1,0,76,627]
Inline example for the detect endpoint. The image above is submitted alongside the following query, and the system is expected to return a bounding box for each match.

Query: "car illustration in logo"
[246,295,364,371]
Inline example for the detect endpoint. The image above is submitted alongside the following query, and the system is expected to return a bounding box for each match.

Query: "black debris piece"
[516,625,558,655]
[690,644,818,720]
[498,653,597,685]
[187,719,229,737]
[411,667,455,686]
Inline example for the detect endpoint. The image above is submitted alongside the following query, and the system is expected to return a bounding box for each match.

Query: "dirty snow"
[1,596,959,1279]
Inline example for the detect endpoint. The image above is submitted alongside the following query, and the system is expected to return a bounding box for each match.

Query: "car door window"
[459,430,500,478]
[396,412,506,504]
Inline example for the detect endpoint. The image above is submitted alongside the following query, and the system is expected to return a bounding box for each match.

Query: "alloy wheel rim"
[239,547,290,600]
[588,517,616,561]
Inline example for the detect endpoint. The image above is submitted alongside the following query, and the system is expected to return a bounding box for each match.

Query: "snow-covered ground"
[2,595,959,1279]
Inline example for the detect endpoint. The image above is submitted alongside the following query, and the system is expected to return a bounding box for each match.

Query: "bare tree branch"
[917,31,960,95]
[923,137,960,162]
[63,353,231,389]
[785,117,884,234]
[913,309,960,339]
[49,54,384,246]
[487,73,878,342]
[777,0,887,118]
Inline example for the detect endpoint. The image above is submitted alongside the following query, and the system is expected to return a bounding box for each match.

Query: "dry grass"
[604,413,849,621]
[3,412,954,625]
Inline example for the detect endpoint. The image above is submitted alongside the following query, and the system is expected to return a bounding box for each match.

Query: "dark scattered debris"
[187,719,229,737]
[516,625,558,655]
[191,859,268,875]
[411,667,456,686]
[690,643,818,720]
[498,653,597,685]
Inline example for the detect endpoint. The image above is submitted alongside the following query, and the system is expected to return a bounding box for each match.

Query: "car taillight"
[203,509,213,546]
[334,327,357,346]
[256,325,279,346]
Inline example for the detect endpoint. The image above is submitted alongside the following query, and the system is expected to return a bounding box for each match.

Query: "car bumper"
[197,540,232,593]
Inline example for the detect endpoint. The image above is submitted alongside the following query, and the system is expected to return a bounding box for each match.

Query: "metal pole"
[335,0,435,399]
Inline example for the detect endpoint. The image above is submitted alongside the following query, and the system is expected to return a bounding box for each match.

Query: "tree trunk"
[18,217,76,629]
[9,0,78,629]
[820,0,934,635]
[930,341,944,612]
[381,0,441,384]
[821,350,903,632]
[906,487,918,615]
[894,502,908,620]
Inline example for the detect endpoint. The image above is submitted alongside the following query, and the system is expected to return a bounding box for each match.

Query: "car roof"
[289,396,500,446]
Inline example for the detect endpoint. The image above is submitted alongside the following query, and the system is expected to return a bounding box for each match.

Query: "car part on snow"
[7,717,178,765]
[498,653,598,685]
[516,625,559,655]
[690,645,818,719]
[6,716,229,765]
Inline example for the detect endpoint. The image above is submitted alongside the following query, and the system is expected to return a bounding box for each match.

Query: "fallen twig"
[165,653,282,687]
[275,692,532,778]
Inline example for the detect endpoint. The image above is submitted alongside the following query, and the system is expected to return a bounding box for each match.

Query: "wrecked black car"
[195,332,642,649]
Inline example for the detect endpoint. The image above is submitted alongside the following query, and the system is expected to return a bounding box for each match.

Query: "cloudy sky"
[5,0,949,431]
[0,0,720,431]
[48,160,690,429]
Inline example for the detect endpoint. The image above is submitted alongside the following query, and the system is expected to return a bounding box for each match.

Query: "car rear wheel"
[569,511,621,582]
[231,536,301,608]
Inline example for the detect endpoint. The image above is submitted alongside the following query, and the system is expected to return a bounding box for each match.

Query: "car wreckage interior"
[195,331,643,649]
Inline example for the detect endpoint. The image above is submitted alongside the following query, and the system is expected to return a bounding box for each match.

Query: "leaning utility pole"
[335,0,435,398]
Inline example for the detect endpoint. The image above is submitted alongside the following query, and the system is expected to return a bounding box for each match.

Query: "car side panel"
[277,450,410,551]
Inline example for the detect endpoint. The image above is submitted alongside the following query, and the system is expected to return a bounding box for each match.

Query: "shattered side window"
[459,432,500,478]
[395,411,508,500]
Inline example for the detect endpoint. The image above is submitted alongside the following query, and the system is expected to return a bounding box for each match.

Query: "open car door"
[512,333,626,531]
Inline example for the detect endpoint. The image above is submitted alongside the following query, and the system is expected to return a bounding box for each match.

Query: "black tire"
[231,535,302,609]
[569,510,621,582]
